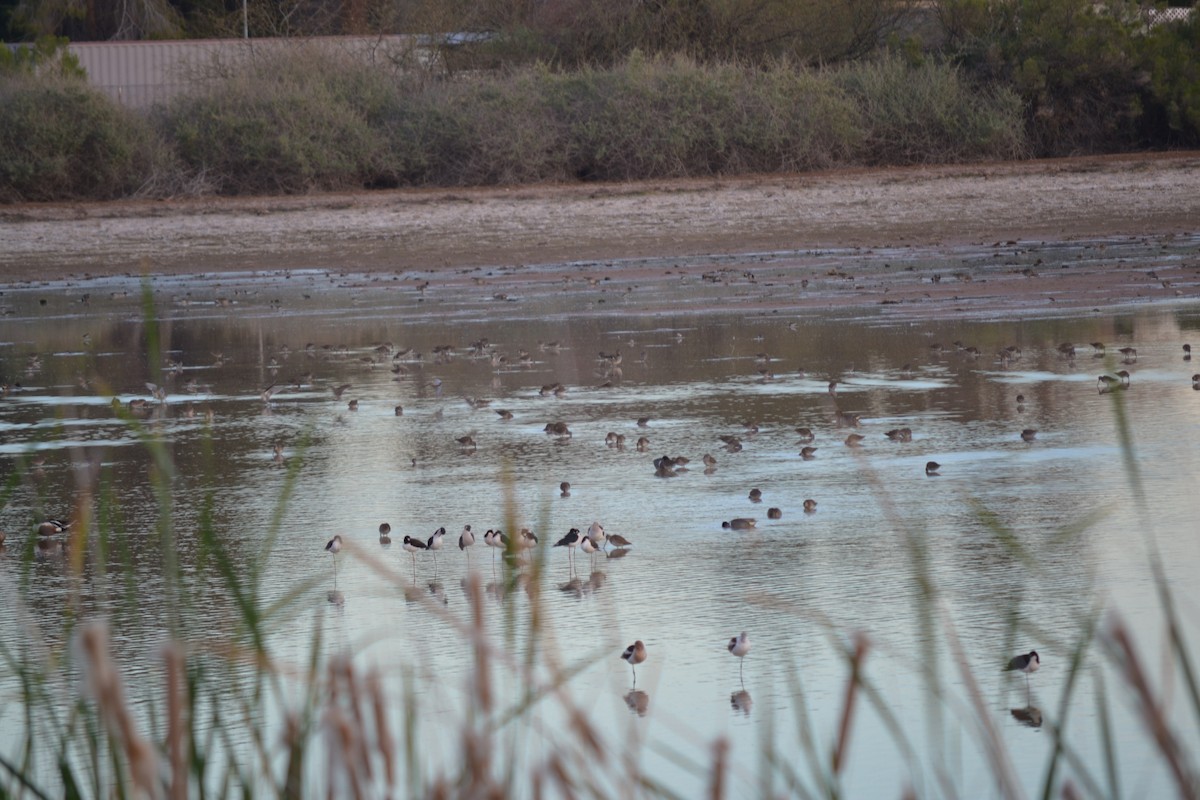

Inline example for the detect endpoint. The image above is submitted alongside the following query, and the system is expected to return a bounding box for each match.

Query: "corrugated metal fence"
[63,35,430,109]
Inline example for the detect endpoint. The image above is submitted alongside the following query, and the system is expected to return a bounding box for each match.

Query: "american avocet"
[554,528,582,568]
[1005,650,1040,691]
[622,640,647,685]
[427,527,446,571]
[519,528,539,549]
[925,461,941,476]
[728,631,751,680]
[379,523,392,545]
[587,521,606,548]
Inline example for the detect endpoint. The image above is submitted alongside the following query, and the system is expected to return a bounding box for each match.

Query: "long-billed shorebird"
[622,640,648,685]
[1006,650,1040,691]
[728,631,751,680]
[402,535,426,571]
[555,527,582,568]
[459,525,476,563]
[427,526,446,572]
[325,534,343,580]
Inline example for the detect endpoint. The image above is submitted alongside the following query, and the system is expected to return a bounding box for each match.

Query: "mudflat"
[2,152,1198,317]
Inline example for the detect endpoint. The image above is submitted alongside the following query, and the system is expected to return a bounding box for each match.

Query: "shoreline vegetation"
[2,0,1200,205]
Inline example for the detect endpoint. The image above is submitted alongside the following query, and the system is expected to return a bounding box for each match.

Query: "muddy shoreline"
[2,152,1199,318]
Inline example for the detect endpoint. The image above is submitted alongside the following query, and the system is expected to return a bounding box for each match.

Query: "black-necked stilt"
[402,535,426,571]
[554,527,581,568]
[722,518,756,530]
[427,527,446,571]
[519,528,538,549]
[379,523,392,545]
[325,534,343,580]
[1005,650,1040,691]
[728,631,751,680]
[37,518,71,537]
[802,499,817,513]
[459,525,475,563]
[1021,429,1038,442]
[925,461,941,476]
[580,535,600,563]
[622,640,647,685]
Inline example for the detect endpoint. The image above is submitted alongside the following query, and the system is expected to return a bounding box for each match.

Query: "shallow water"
[1,270,1199,797]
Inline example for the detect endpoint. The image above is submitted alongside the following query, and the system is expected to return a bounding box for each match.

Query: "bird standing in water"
[325,534,343,582]
[1005,650,1040,692]
[622,640,648,686]
[728,631,751,681]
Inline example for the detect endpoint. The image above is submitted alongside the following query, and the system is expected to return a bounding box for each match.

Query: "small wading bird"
[728,631,751,680]
[379,523,392,545]
[1021,429,1038,442]
[803,499,818,513]
[1006,650,1041,691]
[722,518,756,530]
[622,640,648,685]
[926,461,941,476]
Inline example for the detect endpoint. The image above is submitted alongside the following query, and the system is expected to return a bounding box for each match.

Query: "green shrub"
[0,77,159,202]
[833,54,1028,164]
[157,48,392,194]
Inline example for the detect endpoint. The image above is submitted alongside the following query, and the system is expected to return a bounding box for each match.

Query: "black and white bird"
[1005,650,1041,690]
[586,521,606,548]
[402,535,427,569]
[427,526,446,570]
[622,640,648,685]
[325,534,343,579]
[728,631,751,680]
[459,525,475,563]
[554,527,582,568]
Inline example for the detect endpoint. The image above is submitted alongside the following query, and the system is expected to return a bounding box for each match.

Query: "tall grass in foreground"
[0,324,1197,798]
[0,51,1027,201]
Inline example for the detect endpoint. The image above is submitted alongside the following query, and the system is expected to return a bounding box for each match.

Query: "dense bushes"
[0,52,1028,200]
[0,77,163,201]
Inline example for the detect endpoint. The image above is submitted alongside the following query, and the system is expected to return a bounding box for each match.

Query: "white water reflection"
[0,274,1198,797]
